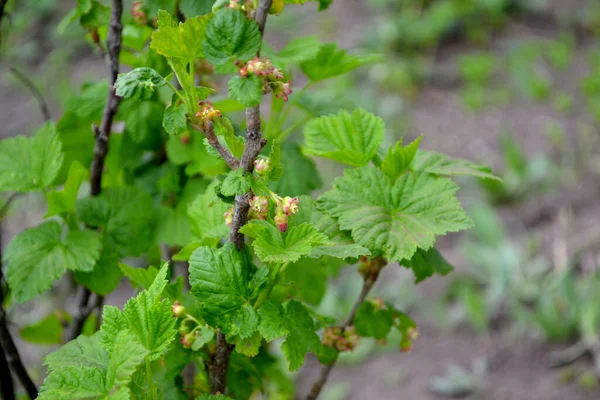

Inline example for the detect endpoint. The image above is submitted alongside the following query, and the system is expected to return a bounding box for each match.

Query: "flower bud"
[368,297,385,311]
[254,158,270,175]
[172,301,185,318]
[224,208,234,227]
[131,2,147,25]
[281,196,299,216]
[181,332,195,349]
[406,327,419,341]
[275,214,288,233]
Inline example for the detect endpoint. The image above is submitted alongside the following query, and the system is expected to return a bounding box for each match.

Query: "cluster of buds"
[400,327,419,352]
[131,2,147,25]
[322,326,359,352]
[227,0,254,18]
[253,158,270,175]
[237,57,293,101]
[274,195,299,232]
[224,208,234,227]
[195,101,222,131]
[249,196,268,220]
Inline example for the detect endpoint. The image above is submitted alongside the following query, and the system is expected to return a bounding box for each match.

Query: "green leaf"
[163,103,188,136]
[0,122,63,192]
[152,14,212,60]
[412,150,501,181]
[20,312,68,345]
[231,332,262,357]
[280,301,320,371]
[203,8,261,65]
[300,43,381,82]
[274,35,321,65]
[228,75,264,107]
[354,302,393,339]
[239,221,329,264]
[381,136,422,181]
[77,187,154,257]
[105,331,149,388]
[303,108,385,166]
[269,143,322,196]
[4,222,102,303]
[220,168,251,196]
[114,68,167,100]
[119,263,159,290]
[401,247,454,283]
[231,304,259,339]
[45,161,88,217]
[122,100,166,149]
[257,299,288,341]
[266,141,283,181]
[187,182,230,240]
[74,238,122,296]
[122,264,177,360]
[180,0,214,18]
[316,167,473,262]
[189,243,252,317]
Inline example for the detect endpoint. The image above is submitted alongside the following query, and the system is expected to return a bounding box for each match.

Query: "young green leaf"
[187,182,230,240]
[411,150,501,181]
[74,238,122,296]
[163,103,188,136]
[239,221,329,264]
[20,312,69,345]
[114,68,167,100]
[303,108,385,166]
[354,302,394,339]
[228,75,264,107]
[274,35,322,65]
[151,14,213,60]
[300,43,382,82]
[219,168,251,196]
[316,167,473,263]
[231,332,262,357]
[119,263,160,290]
[189,243,252,316]
[45,161,88,217]
[203,8,262,65]
[231,304,259,339]
[257,300,320,371]
[401,247,454,283]
[4,221,102,303]
[0,122,63,192]
[381,136,422,181]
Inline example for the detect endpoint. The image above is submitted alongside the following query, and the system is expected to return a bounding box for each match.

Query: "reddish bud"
[131,2,147,25]
[172,301,185,318]
[254,158,270,175]
[224,208,234,227]
[275,214,288,233]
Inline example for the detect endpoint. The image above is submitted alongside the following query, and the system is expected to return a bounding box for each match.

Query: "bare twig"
[190,122,240,169]
[208,0,273,394]
[0,337,15,400]
[306,259,386,400]
[8,67,51,122]
[67,0,123,342]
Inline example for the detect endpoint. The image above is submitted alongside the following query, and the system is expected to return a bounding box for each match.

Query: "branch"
[190,122,240,169]
[306,259,385,400]
[0,334,15,400]
[8,67,51,122]
[209,0,273,394]
[67,0,123,342]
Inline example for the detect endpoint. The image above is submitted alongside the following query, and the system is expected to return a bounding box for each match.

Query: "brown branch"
[190,122,240,169]
[209,0,273,394]
[0,336,15,400]
[8,67,51,122]
[306,259,385,400]
[67,0,123,342]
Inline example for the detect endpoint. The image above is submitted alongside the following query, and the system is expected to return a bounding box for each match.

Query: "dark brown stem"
[68,0,123,342]
[190,122,240,169]
[209,0,273,394]
[0,338,15,400]
[306,274,380,400]
[8,67,51,121]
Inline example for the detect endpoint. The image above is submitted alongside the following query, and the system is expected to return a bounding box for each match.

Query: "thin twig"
[8,67,51,122]
[0,337,15,400]
[67,0,123,342]
[190,122,240,169]
[209,0,273,394]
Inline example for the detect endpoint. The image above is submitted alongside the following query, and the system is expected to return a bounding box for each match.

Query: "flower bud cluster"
[227,0,254,17]
[238,57,293,101]
[249,196,269,220]
[253,158,270,175]
[322,326,359,352]
[195,101,222,131]
[273,195,299,232]
[173,303,211,350]
[400,327,419,352]
[224,208,234,227]
[131,2,147,25]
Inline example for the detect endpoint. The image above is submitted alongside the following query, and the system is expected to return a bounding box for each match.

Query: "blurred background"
[2,0,600,399]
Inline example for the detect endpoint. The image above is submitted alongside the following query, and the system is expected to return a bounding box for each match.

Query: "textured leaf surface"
[163,103,188,136]
[381,137,421,181]
[0,122,63,192]
[401,247,454,283]
[316,167,473,262]
[114,68,167,100]
[300,43,381,82]
[303,108,385,166]
[187,182,230,240]
[189,243,251,316]
[220,168,251,196]
[239,221,329,264]
[151,14,212,60]
[4,221,102,302]
[354,302,393,339]
[46,161,87,217]
[412,150,501,181]
[228,75,263,106]
[203,8,261,65]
